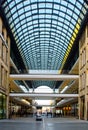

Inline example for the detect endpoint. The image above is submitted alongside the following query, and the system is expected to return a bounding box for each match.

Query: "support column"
[79,25,88,120]
[0,17,10,119]
[6,36,10,119]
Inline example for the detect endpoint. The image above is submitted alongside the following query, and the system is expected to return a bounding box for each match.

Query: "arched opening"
[34,86,53,93]
[34,86,53,106]
[34,86,54,115]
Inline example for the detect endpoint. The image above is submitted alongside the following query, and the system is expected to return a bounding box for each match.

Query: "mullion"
[47,0,54,69]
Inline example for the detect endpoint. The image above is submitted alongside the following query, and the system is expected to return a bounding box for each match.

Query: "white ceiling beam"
[10,74,79,81]
[9,93,78,98]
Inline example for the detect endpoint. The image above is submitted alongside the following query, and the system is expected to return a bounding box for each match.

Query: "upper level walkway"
[0,117,88,130]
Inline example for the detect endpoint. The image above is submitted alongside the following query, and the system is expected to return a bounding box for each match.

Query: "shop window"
[4,70,8,89]
[83,48,86,65]
[0,93,6,119]
[80,53,82,69]
[1,66,4,88]
[80,75,82,90]
[3,95,6,118]
[82,51,84,67]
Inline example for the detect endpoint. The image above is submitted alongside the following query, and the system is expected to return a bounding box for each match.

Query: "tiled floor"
[0,117,88,130]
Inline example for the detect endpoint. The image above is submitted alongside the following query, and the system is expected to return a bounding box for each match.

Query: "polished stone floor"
[0,117,88,130]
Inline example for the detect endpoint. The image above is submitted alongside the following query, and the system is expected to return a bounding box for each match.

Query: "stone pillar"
[79,25,88,120]
[6,36,10,119]
[0,17,10,119]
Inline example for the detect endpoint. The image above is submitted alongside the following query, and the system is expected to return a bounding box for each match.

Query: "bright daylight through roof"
[34,86,53,105]
[0,0,88,124]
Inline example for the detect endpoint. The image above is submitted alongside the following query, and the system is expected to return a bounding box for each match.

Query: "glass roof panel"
[2,0,88,87]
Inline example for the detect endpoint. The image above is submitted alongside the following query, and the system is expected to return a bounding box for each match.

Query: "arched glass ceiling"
[2,0,88,70]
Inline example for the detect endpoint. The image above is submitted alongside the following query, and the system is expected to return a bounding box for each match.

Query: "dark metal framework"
[1,0,88,89]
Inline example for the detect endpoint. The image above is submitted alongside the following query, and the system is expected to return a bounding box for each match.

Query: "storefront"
[0,93,6,119]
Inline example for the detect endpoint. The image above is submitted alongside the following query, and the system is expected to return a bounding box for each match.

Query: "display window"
[0,93,6,119]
